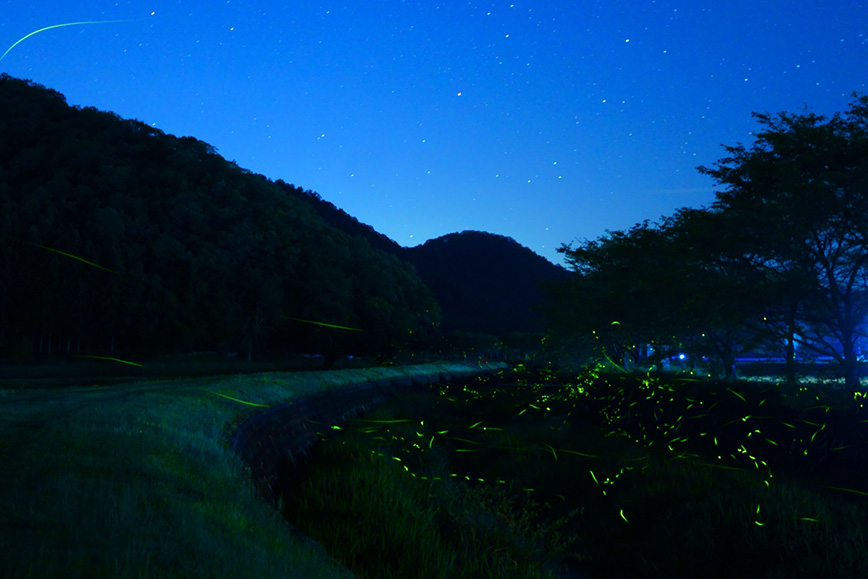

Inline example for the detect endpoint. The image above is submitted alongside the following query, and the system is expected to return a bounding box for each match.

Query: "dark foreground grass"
[0,362,496,577]
[282,434,579,578]
[281,370,868,578]
[590,453,868,578]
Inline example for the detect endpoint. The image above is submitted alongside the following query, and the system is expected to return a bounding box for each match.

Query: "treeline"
[275,178,571,349]
[0,74,439,362]
[544,95,868,389]
[277,182,405,256]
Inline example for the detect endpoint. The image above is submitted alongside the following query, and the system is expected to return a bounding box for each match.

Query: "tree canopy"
[546,94,868,387]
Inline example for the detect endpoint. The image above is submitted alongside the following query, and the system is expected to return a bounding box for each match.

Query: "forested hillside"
[404,231,570,336]
[0,74,439,362]
[276,182,404,256]
[268,176,570,340]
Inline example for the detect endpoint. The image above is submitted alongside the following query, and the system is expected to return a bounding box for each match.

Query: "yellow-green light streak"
[1,20,139,62]
[726,388,747,403]
[543,442,559,461]
[824,486,868,497]
[30,243,113,272]
[72,354,144,367]
[559,448,603,459]
[349,418,412,424]
[289,317,363,332]
[201,389,270,408]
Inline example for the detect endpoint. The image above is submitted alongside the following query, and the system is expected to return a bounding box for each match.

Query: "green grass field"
[281,368,868,578]
[0,362,495,577]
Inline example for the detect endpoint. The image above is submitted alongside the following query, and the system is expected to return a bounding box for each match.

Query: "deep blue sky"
[2,2,866,264]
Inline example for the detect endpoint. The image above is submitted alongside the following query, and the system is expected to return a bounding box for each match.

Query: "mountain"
[272,184,571,337]
[0,74,439,361]
[402,231,571,336]
[0,73,569,365]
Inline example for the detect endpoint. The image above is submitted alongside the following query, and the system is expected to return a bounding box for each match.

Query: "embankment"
[0,360,507,577]
[232,361,508,503]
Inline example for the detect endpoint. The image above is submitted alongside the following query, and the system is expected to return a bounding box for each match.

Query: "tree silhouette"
[547,95,868,385]
[700,95,868,388]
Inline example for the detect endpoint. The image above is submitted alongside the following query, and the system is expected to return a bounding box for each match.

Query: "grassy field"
[280,368,868,578]
[0,353,373,390]
[0,361,495,577]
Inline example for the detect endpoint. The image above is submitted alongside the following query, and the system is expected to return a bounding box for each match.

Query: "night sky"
[2,2,866,264]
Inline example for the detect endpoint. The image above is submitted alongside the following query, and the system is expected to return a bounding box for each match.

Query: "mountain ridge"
[402,230,570,335]
[0,74,438,360]
[277,180,570,336]
[0,73,568,361]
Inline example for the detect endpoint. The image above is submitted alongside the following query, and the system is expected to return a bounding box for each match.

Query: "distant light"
[679,354,686,360]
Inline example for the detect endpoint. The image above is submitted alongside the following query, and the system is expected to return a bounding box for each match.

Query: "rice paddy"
[280,365,868,578]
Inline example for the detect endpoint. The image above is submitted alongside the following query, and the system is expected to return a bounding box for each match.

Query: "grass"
[282,430,580,579]
[279,368,868,578]
[0,353,372,390]
[0,361,495,577]
[282,435,579,578]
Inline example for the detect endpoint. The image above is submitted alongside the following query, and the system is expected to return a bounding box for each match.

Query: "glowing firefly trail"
[72,354,144,367]
[201,389,270,408]
[1,19,140,63]
[29,243,113,272]
[289,317,364,332]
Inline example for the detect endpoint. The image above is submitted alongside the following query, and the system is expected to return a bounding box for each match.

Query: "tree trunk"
[242,306,264,364]
[783,302,799,390]
[722,342,736,382]
[842,336,860,390]
[687,336,697,372]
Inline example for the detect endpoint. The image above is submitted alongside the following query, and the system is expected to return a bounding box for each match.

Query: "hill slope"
[402,231,570,336]
[276,182,405,256]
[0,74,438,361]
[276,184,571,337]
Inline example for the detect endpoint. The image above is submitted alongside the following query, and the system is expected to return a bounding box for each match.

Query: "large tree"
[546,96,868,386]
[700,95,868,389]
[664,207,772,379]
[549,220,681,369]
[547,210,766,379]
